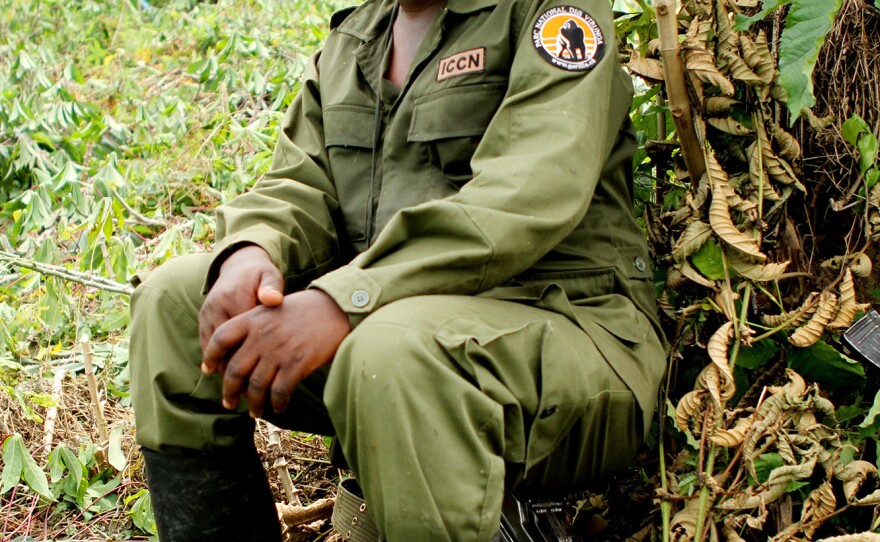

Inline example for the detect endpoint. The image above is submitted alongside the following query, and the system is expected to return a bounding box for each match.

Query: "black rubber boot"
[142,446,283,542]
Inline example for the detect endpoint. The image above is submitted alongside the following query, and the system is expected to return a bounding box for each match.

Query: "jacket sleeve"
[204,52,341,292]
[311,0,631,324]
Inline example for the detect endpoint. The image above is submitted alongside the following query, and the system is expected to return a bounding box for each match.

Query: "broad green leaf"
[734,0,789,31]
[690,238,726,280]
[21,446,54,500]
[3,434,53,500]
[48,447,66,483]
[1,434,26,494]
[778,0,844,123]
[867,169,880,190]
[125,489,158,535]
[842,115,872,147]
[859,389,880,439]
[736,339,780,370]
[787,340,866,390]
[59,445,84,490]
[857,133,879,174]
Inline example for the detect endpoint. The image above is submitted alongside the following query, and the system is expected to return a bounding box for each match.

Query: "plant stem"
[82,335,110,467]
[655,0,706,182]
[0,250,133,295]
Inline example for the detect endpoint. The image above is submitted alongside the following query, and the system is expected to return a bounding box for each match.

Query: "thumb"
[257,267,284,307]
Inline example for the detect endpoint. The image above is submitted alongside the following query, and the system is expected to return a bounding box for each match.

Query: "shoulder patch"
[531,6,606,72]
[330,6,358,30]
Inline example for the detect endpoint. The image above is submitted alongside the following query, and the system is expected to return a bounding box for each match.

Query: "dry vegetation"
[1,0,879,540]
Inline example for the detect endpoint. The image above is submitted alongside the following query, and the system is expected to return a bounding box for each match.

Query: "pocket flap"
[408,83,505,141]
[324,104,375,148]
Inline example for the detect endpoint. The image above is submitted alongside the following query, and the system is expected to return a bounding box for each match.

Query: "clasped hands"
[198,245,351,419]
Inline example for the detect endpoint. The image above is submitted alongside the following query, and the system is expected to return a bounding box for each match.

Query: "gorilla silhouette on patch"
[556,19,586,60]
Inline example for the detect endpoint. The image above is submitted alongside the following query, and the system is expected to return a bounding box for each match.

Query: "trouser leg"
[129,253,334,452]
[325,295,645,542]
[129,254,334,542]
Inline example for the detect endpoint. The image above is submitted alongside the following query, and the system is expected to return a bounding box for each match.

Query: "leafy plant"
[735,0,844,122]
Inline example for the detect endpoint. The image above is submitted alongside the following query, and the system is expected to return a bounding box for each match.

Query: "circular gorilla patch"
[532,6,605,72]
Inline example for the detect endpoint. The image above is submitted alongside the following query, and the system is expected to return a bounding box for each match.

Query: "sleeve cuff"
[309,265,383,329]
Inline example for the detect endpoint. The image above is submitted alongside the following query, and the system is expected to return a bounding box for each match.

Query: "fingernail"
[201,363,209,374]
[222,399,233,409]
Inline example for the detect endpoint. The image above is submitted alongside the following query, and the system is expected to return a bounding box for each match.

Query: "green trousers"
[130,253,658,541]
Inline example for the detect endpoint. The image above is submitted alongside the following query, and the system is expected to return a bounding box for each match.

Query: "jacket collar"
[337,0,499,41]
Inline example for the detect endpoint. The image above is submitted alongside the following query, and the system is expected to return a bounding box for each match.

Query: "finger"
[202,316,250,376]
[245,360,280,419]
[222,343,261,411]
[270,367,300,414]
[257,268,284,307]
[198,302,215,353]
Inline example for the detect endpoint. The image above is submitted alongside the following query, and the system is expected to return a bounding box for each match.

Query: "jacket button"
[540,405,558,419]
[351,290,370,308]
[634,257,647,272]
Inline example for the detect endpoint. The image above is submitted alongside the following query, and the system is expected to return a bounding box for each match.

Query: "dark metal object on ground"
[499,493,580,542]
[843,310,880,369]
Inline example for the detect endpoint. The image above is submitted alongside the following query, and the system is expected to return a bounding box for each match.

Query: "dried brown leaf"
[761,292,820,328]
[789,291,839,347]
[719,49,763,86]
[673,221,714,263]
[829,269,860,330]
[835,460,878,502]
[710,414,754,447]
[676,389,708,432]
[685,47,736,96]
[800,482,836,539]
[740,32,775,86]
[850,252,873,278]
[705,97,741,115]
[706,153,766,260]
[628,54,665,82]
[816,533,880,541]
[769,122,802,162]
[707,117,754,136]
[680,260,717,288]
[728,253,790,282]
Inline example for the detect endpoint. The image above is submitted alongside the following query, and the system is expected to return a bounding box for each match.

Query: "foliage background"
[1,0,879,540]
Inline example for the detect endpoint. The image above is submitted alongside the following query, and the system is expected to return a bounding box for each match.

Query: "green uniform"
[130,0,666,539]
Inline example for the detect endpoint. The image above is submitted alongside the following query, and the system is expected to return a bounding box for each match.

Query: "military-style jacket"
[205,0,666,425]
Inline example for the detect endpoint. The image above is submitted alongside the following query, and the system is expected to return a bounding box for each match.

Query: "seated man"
[129,0,666,540]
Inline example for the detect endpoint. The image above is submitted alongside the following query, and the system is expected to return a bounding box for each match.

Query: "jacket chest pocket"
[324,104,375,245]
[408,83,506,186]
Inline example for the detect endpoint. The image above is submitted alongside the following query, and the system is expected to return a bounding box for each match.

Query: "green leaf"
[734,0,789,31]
[1,434,26,494]
[21,446,54,500]
[859,389,880,439]
[59,445,84,490]
[736,339,780,370]
[2,434,54,500]
[47,447,66,483]
[778,0,844,123]
[690,238,726,280]
[842,115,872,147]
[787,340,866,390]
[125,489,158,535]
[752,453,784,484]
[857,132,879,174]
[867,168,880,190]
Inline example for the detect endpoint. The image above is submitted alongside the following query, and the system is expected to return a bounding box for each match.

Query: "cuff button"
[634,257,647,272]
[351,290,370,308]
